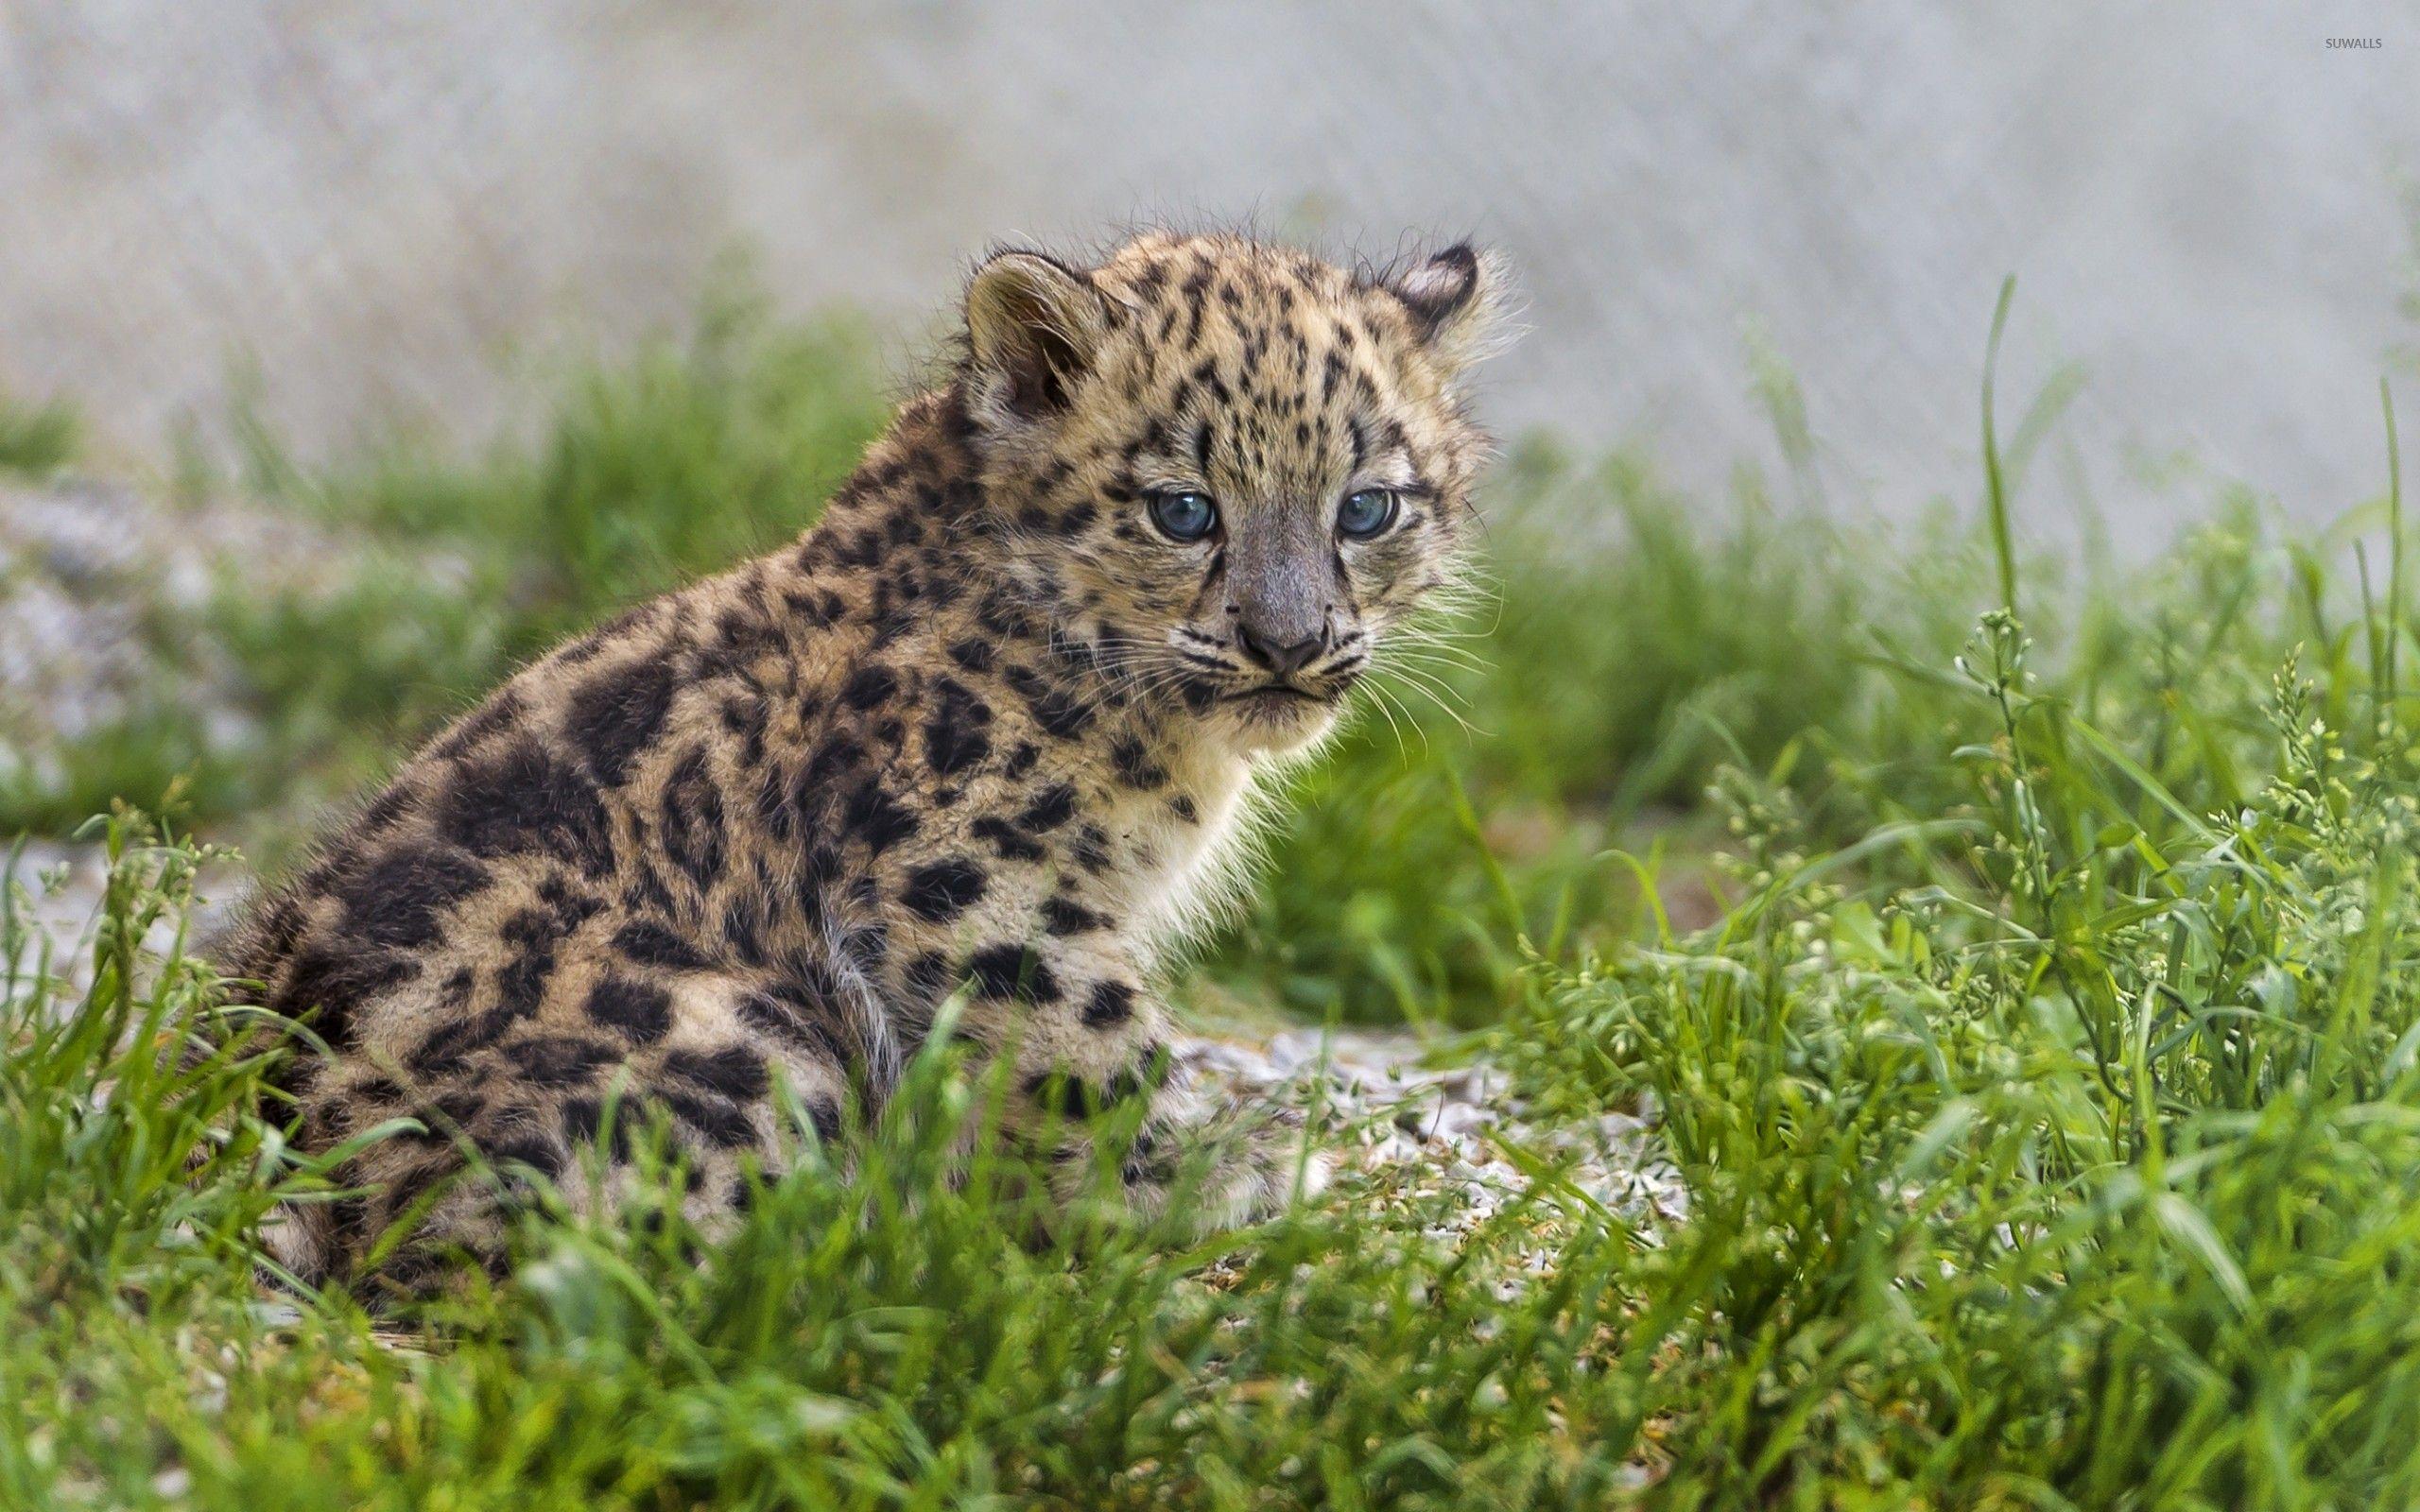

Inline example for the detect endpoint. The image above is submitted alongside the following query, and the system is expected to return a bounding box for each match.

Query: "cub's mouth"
[1222,682,1329,715]
[1223,682,1322,702]
[1218,681,1350,744]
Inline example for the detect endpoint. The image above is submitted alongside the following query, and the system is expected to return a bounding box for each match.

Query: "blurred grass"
[0,389,80,478]
[230,279,890,658]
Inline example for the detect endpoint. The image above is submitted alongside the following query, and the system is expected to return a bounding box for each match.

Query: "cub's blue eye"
[1149,490,1219,542]
[1338,488,1397,539]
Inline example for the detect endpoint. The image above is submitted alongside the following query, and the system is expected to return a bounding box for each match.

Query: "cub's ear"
[1387,242,1509,373]
[964,249,1112,421]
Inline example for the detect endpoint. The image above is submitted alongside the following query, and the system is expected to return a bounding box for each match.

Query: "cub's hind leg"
[300,964,857,1298]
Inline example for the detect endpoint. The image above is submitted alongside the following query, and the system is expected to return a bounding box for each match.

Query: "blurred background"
[6,4,2411,530]
[2,3,2412,1019]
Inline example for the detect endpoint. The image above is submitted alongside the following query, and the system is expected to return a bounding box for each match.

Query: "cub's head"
[958,232,1506,754]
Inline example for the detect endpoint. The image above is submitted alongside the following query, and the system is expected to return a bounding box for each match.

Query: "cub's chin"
[1207,685,1343,757]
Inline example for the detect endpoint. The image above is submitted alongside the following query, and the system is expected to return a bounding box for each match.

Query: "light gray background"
[3,3,2412,544]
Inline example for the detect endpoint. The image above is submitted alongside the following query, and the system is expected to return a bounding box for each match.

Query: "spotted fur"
[214,231,1506,1292]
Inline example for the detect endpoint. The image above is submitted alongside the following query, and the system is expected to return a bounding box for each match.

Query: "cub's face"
[961,232,1504,755]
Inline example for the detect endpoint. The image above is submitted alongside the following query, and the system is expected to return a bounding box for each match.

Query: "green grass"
[10,288,2420,1502]
[0,388,80,478]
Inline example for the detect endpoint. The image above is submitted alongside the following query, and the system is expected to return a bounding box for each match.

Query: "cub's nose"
[1236,623,1327,677]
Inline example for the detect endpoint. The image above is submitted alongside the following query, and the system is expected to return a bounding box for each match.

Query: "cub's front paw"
[1128,1094,1331,1233]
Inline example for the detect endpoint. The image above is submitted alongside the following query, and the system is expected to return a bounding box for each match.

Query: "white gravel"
[1192,1026,1685,1236]
[0,478,197,748]
[0,475,333,799]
